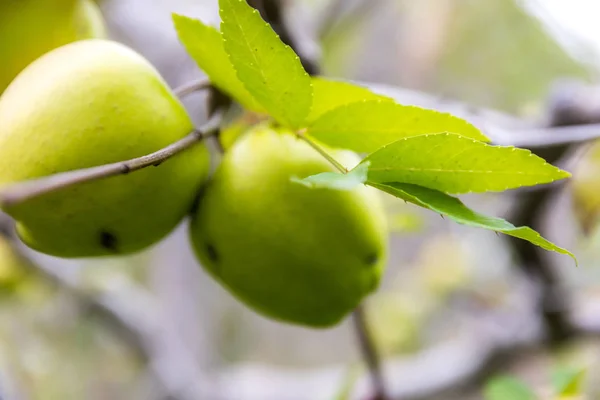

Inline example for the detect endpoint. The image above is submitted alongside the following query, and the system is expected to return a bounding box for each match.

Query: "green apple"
[189,125,388,327]
[0,0,107,93]
[0,39,210,257]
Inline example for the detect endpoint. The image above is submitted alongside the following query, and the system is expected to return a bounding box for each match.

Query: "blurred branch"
[508,184,576,346]
[173,78,212,98]
[316,0,376,41]
[353,305,388,400]
[247,0,320,75]
[504,82,599,348]
[366,82,600,151]
[213,295,600,400]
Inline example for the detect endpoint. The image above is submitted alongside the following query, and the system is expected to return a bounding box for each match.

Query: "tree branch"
[211,294,600,400]
[0,112,221,209]
[365,82,600,150]
[502,84,597,348]
[353,305,389,400]
[173,78,212,98]
[247,0,320,75]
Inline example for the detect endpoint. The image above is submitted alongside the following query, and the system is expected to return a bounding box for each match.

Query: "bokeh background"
[2,0,600,399]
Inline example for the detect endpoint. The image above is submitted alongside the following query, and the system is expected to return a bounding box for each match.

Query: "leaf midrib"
[367,166,560,176]
[225,5,298,114]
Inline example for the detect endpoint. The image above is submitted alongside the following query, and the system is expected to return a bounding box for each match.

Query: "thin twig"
[295,131,348,173]
[173,78,211,98]
[353,305,389,400]
[493,123,600,148]
[0,113,221,209]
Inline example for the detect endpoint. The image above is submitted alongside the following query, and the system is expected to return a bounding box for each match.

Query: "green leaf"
[172,14,262,112]
[362,133,570,194]
[307,100,489,153]
[308,78,392,122]
[484,376,536,400]
[552,367,586,396]
[291,162,369,191]
[220,0,312,128]
[371,182,576,262]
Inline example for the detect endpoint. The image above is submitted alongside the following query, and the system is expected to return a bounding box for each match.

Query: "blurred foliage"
[482,340,598,400]
[332,366,361,400]
[380,190,426,234]
[551,366,586,397]
[367,292,424,355]
[436,0,592,113]
[320,4,370,80]
[484,365,588,400]
[321,0,593,113]
[484,376,536,400]
[571,143,600,235]
[367,234,471,356]
[0,264,145,400]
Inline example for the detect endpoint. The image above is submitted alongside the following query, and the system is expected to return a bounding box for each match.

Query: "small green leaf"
[552,367,586,396]
[220,0,312,128]
[484,376,536,400]
[362,133,570,194]
[172,14,262,111]
[371,182,576,262]
[307,100,489,153]
[308,78,392,122]
[291,162,369,191]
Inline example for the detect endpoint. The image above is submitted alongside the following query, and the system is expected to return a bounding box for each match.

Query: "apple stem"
[295,131,348,173]
[353,304,389,400]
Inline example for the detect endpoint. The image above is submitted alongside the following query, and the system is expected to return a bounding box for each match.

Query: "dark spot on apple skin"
[205,243,219,264]
[100,231,118,252]
[365,252,379,266]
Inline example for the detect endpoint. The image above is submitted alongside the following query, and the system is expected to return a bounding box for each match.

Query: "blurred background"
[3,0,600,399]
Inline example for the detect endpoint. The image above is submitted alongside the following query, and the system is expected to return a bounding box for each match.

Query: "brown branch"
[247,0,320,75]
[353,305,389,400]
[503,84,597,348]
[173,78,211,98]
[0,112,221,209]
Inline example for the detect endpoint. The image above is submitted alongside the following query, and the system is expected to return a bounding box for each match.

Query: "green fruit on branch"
[189,126,388,327]
[0,0,107,93]
[0,39,210,257]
